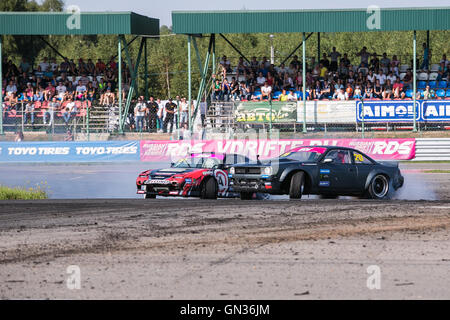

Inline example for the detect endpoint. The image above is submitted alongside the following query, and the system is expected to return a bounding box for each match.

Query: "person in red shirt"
[393,78,405,99]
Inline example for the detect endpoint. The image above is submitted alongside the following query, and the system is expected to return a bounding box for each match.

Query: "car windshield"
[172,154,223,169]
[279,147,327,162]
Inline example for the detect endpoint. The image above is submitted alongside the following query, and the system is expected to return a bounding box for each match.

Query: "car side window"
[353,151,373,165]
[323,150,352,164]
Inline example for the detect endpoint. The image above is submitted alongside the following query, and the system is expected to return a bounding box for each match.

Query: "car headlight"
[263,167,273,175]
[229,167,235,175]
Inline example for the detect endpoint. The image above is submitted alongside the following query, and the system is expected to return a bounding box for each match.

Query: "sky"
[44,0,449,27]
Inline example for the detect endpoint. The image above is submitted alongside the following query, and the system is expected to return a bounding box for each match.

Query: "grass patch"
[423,170,450,174]
[0,185,48,200]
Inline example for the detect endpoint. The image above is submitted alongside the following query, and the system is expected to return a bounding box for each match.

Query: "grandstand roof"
[172,7,450,34]
[0,12,159,36]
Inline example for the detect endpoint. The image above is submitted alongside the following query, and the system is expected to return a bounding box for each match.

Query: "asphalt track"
[0,162,449,299]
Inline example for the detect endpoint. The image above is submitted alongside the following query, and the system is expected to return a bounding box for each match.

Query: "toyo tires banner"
[0,141,139,162]
[140,139,415,161]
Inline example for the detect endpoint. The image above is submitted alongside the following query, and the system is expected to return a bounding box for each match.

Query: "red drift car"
[136,153,251,199]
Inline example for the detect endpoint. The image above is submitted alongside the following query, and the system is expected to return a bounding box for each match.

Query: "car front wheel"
[201,178,218,199]
[289,171,305,199]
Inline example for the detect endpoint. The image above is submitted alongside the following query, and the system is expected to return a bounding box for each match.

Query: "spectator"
[375,69,386,86]
[328,47,341,72]
[261,81,272,100]
[179,97,189,124]
[134,97,146,132]
[382,79,393,100]
[420,43,429,70]
[75,80,87,101]
[363,83,374,99]
[44,97,60,126]
[63,98,77,125]
[157,98,164,132]
[220,79,231,101]
[422,85,436,100]
[353,85,362,100]
[373,79,383,99]
[211,78,221,101]
[39,57,50,72]
[393,78,405,99]
[23,98,35,126]
[287,90,298,101]
[256,72,266,88]
[199,97,207,127]
[356,47,371,68]
[147,96,159,132]
[239,81,251,101]
[163,98,176,133]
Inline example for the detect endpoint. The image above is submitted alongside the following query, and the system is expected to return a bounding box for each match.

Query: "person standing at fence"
[164,98,176,134]
[44,97,60,126]
[23,98,35,126]
[63,98,77,125]
[134,97,146,132]
[157,98,164,132]
[147,96,159,133]
[199,97,207,127]
[179,97,189,124]
[420,43,430,71]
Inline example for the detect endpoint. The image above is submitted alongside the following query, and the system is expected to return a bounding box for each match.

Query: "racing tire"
[240,192,253,200]
[144,186,156,199]
[289,171,305,199]
[201,177,217,200]
[368,174,390,200]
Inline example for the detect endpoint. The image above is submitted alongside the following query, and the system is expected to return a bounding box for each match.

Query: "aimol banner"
[140,139,415,161]
[234,101,297,123]
[0,141,139,162]
[356,100,450,122]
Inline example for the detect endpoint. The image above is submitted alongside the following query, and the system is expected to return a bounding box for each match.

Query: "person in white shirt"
[50,58,59,72]
[39,57,50,72]
[6,81,17,96]
[134,97,147,132]
[261,82,272,100]
[56,81,67,100]
[367,70,376,83]
[375,70,386,86]
[157,98,165,132]
[63,98,77,124]
[256,72,266,87]
[386,72,397,84]
[287,91,298,101]
[75,80,87,101]
[179,97,189,124]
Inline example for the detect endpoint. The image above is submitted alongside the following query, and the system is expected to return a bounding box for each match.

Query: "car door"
[318,149,358,192]
[352,151,374,191]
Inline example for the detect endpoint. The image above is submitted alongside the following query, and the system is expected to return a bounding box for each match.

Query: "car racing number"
[214,169,229,197]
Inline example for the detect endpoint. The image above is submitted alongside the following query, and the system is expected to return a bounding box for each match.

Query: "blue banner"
[422,101,450,121]
[356,100,450,122]
[356,100,420,122]
[0,141,140,162]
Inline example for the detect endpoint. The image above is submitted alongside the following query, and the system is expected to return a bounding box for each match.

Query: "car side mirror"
[323,158,333,164]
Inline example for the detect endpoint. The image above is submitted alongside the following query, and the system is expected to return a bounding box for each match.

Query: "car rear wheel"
[201,178,217,199]
[289,171,305,199]
[368,174,390,199]
[240,192,253,200]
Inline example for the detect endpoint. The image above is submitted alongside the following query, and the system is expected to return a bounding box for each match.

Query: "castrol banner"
[140,139,416,161]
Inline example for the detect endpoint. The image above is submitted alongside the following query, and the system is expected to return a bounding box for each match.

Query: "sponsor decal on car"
[145,179,171,185]
[320,169,331,174]
[319,181,330,187]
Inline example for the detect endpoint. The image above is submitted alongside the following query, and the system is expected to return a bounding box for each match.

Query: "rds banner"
[356,100,450,122]
[0,141,140,162]
[140,139,416,162]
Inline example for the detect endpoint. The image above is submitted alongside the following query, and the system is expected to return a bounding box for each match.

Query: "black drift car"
[228,146,404,200]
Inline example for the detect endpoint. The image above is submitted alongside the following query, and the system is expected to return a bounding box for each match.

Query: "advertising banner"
[356,100,450,122]
[234,101,297,123]
[140,139,416,162]
[0,141,140,162]
[297,100,355,123]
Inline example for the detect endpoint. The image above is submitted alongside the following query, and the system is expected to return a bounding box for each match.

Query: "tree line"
[2,0,449,99]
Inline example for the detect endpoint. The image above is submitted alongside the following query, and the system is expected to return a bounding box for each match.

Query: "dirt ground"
[0,195,449,299]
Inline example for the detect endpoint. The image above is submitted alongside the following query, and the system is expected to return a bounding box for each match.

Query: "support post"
[118,35,123,134]
[144,38,148,100]
[302,32,307,134]
[192,37,204,79]
[212,34,216,75]
[317,32,321,63]
[0,35,3,135]
[188,35,192,131]
[413,30,417,132]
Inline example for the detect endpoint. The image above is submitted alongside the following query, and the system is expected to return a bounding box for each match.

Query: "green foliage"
[0,184,48,200]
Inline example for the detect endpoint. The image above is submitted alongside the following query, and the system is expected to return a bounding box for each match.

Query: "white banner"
[297,100,356,124]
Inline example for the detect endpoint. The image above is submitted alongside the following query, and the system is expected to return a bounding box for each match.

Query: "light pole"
[270,34,274,65]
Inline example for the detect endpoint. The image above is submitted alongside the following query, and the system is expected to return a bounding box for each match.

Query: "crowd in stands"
[1,55,130,126]
[211,45,450,102]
